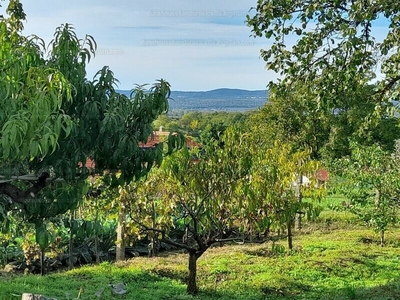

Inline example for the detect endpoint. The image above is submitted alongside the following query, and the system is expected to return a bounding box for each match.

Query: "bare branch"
[0,172,50,204]
[160,238,196,252]
[214,237,244,243]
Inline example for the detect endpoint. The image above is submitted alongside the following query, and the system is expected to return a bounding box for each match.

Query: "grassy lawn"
[0,206,399,300]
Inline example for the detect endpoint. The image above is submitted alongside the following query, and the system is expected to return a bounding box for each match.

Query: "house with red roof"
[84,127,202,170]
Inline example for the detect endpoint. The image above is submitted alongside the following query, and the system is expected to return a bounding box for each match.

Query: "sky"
[16,0,276,91]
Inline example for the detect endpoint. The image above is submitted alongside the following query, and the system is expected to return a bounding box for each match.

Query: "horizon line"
[116,87,268,92]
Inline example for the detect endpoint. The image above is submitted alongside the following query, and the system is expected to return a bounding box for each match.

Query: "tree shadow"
[328,280,400,300]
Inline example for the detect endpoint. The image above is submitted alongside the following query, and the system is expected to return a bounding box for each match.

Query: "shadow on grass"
[313,279,400,300]
[249,277,400,300]
[190,278,400,300]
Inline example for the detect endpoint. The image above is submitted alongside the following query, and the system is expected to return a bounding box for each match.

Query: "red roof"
[84,129,201,169]
[316,168,329,182]
[85,159,96,169]
[140,129,202,149]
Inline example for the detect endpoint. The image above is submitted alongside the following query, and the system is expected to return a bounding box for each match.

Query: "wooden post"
[116,205,126,261]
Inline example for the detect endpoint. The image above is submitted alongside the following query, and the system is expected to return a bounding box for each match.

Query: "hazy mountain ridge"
[117,88,268,112]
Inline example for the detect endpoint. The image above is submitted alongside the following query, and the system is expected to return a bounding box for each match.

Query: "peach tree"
[0,1,171,251]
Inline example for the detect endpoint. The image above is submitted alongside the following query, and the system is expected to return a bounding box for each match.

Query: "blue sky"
[5,1,390,91]
[17,0,275,91]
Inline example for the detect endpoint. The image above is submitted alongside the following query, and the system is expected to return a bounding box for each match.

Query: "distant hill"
[117,88,268,112]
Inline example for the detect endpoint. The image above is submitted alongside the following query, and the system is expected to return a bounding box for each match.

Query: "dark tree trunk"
[287,219,293,251]
[40,249,45,276]
[380,230,385,247]
[95,235,100,264]
[69,214,74,270]
[94,212,100,264]
[187,251,198,295]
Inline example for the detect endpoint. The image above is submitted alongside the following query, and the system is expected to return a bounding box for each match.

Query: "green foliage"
[0,242,24,267]
[154,111,249,140]
[0,4,73,162]
[249,83,400,161]
[334,142,400,244]
[0,1,172,229]
[248,86,329,159]
[159,126,251,241]
[243,138,326,248]
[247,1,400,103]
[247,1,400,161]
[120,169,176,242]
[199,122,228,148]
[35,222,51,249]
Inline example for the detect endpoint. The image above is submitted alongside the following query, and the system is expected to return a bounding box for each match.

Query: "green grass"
[310,195,360,227]
[1,203,400,300]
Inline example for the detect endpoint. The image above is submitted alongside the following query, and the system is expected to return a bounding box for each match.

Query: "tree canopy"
[334,142,400,246]
[247,1,400,159]
[0,0,172,221]
[247,1,400,104]
[249,84,400,160]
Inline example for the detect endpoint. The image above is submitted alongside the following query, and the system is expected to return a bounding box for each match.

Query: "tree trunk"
[287,219,293,251]
[295,175,303,231]
[95,235,100,264]
[149,202,158,257]
[187,251,198,295]
[116,206,126,261]
[40,249,45,276]
[380,230,385,247]
[94,212,100,264]
[68,213,74,270]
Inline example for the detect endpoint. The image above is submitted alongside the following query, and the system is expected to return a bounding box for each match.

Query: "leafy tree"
[199,122,227,148]
[244,136,325,250]
[248,86,329,159]
[247,0,400,103]
[120,168,176,258]
[249,84,400,160]
[0,1,172,229]
[335,142,400,246]
[131,127,251,295]
[247,1,400,159]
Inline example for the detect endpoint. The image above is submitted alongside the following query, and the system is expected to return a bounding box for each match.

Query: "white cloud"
[17,0,271,91]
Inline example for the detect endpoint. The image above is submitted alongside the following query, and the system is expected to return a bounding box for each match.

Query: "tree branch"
[160,238,196,252]
[0,172,50,204]
[374,75,400,102]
